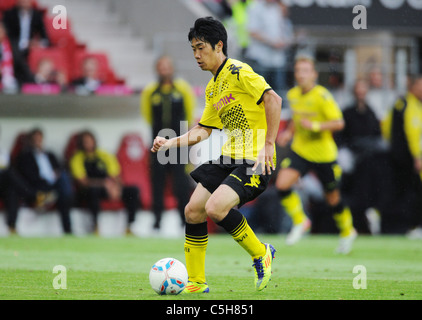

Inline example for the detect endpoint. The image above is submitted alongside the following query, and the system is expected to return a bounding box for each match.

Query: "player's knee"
[184,202,205,224]
[325,190,340,207]
[275,169,299,191]
[204,199,226,222]
[275,178,291,191]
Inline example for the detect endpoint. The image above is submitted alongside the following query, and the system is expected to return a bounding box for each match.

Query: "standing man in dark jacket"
[3,0,50,58]
[141,55,196,231]
[336,79,389,234]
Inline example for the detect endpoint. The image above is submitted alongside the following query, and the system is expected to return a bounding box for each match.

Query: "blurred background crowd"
[0,0,421,239]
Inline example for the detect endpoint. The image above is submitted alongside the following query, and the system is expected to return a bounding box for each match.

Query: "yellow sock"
[281,190,307,225]
[217,210,266,260]
[333,206,354,237]
[230,216,266,260]
[184,223,208,283]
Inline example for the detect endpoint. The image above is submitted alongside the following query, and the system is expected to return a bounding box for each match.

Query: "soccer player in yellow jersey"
[275,56,357,254]
[151,17,282,292]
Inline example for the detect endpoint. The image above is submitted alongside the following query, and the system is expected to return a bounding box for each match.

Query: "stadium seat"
[28,47,71,83]
[43,16,74,47]
[63,131,81,169]
[71,49,125,85]
[0,0,41,13]
[9,131,29,166]
[43,15,86,65]
[116,133,151,210]
[116,133,178,211]
[0,0,17,12]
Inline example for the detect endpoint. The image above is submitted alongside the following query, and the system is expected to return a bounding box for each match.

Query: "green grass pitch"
[0,234,421,300]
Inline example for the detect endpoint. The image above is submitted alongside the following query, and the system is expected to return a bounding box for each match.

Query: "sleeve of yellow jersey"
[319,88,343,120]
[238,65,271,105]
[175,79,196,126]
[404,105,422,159]
[99,150,121,178]
[69,151,86,180]
[140,82,158,126]
[198,103,224,129]
[198,82,223,130]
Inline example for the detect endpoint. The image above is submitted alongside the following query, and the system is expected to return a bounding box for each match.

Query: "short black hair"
[188,16,228,56]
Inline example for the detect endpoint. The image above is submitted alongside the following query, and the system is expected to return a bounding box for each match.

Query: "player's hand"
[151,136,169,153]
[277,130,293,147]
[104,178,122,201]
[300,118,313,130]
[252,142,275,176]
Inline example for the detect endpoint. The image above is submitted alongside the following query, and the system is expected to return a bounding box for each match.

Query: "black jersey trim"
[198,122,222,130]
[214,58,228,82]
[257,88,272,105]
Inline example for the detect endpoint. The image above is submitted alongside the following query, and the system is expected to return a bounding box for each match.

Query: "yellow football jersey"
[287,85,343,163]
[198,58,273,162]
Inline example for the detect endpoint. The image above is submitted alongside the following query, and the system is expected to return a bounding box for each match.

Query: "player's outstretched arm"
[300,118,344,133]
[151,124,212,153]
[252,89,282,175]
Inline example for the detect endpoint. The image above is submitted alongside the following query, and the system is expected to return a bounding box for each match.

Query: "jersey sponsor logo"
[213,93,236,111]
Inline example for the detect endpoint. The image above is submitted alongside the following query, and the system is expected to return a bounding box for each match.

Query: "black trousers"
[1,169,73,234]
[341,152,393,234]
[391,159,422,230]
[79,185,140,228]
[150,154,190,229]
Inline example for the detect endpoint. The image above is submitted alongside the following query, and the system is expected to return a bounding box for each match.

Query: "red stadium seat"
[10,131,29,165]
[116,133,152,210]
[28,47,71,82]
[43,16,74,47]
[63,131,81,168]
[0,0,17,11]
[0,0,40,12]
[116,133,178,211]
[71,50,117,84]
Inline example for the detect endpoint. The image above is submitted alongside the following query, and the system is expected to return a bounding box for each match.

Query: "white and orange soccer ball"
[149,258,188,295]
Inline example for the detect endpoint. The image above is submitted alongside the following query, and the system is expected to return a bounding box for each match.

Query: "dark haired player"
[151,17,282,293]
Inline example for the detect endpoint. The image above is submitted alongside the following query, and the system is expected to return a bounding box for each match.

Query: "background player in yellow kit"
[275,56,357,254]
[151,17,282,292]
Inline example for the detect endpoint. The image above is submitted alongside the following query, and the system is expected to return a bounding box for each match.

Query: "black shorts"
[281,151,342,192]
[190,155,273,207]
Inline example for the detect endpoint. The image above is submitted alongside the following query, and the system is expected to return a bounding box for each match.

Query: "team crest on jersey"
[228,64,242,80]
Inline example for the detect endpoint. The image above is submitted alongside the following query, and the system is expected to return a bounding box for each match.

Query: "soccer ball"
[149,258,188,295]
